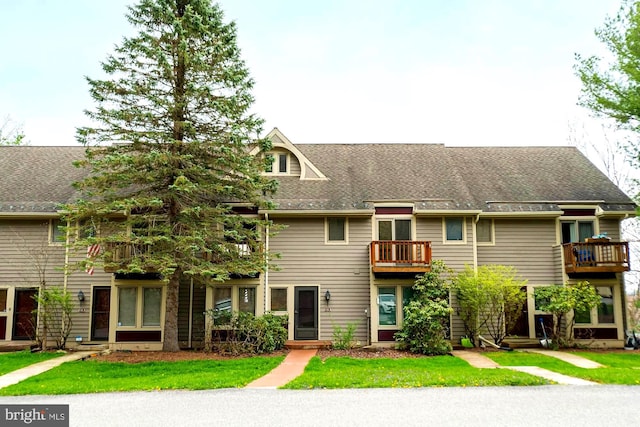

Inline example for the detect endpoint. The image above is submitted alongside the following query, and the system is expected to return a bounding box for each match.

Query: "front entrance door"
[0,288,8,340]
[13,288,38,340]
[91,287,111,341]
[294,286,318,340]
[508,286,529,337]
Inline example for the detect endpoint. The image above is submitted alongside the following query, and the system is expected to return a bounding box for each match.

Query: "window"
[118,286,162,328]
[476,219,493,244]
[445,217,464,242]
[271,288,287,311]
[0,289,7,312]
[327,217,347,243]
[239,287,256,315]
[143,288,162,326]
[573,286,615,325]
[561,220,594,243]
[118,287,137,327]
[377,219,411,240]
[265,152,288,174]
[401,286,415,321]
[278,153,287,173]
[378,288,397,326]
[50,219,65,244]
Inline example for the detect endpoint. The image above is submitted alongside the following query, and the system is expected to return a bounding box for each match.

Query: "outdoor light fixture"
[77,290,85,302]
[324,289,331,303]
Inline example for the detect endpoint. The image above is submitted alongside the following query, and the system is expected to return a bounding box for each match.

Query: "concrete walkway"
[0,351,96,389]
[452,349,602,385]
[245,349,317,389]
[0,348,606,390]
[521,349,604,368]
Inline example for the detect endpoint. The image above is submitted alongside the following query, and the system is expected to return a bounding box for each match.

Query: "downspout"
[473,214,480,270]
[188,277,193,349]
[264,213,270,313]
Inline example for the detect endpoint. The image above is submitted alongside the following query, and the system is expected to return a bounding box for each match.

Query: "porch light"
[77,290,85,302]
[324,290,331,303]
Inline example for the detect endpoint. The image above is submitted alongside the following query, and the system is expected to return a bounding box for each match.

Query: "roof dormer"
[256,128,327,180]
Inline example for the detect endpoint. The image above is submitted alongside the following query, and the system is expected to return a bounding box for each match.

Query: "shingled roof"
[0,143,635,215]
[0,146,86,214]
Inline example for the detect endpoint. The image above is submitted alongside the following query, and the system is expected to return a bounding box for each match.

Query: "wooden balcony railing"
[103,242,257,273]
[370,240,431,274]
[563,241,630,274]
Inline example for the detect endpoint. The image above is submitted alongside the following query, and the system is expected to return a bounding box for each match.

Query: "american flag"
[86,244,101,275]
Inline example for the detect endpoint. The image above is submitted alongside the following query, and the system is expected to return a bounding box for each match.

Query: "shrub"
[535,281,600,347]
[454,265,527,346]
[206,311,288,354]
[395,260,452,355]
[332,322,358,349]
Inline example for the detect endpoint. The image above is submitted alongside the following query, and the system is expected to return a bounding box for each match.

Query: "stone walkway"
[0,351,96,389]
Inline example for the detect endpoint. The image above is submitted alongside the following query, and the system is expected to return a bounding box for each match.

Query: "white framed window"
[476,218,494,245]
[444,217,466,243]
[326,217,348,244]
[117,286,163,328]
[265,152,289,175]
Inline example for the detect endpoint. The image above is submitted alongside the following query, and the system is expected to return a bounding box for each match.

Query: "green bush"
[332,322,358,349]
[207,311,288,354]
[395,260,452,355]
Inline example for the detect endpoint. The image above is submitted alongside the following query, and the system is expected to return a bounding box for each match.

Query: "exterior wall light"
[77,290,85,302]
[324,289,331,303]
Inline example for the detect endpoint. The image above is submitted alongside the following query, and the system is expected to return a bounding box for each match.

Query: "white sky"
[0,0,622,147]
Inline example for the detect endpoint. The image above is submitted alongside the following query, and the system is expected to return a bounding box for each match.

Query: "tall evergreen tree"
[64,0,276,351]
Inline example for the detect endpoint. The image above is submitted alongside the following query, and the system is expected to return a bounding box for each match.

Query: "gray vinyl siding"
[416,216,474,272]
[0,219,65,287]
[269,216,371,342]
[415,216,474,340]
[64,245,112,343]
[477,218,559,285]
[599,218,621,240]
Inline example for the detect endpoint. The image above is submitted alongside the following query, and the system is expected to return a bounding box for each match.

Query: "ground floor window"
[574,286,615,325]
[378,285,415,327]
[270,288,287,312]
[117,286,162,328]
[211,286,258,317]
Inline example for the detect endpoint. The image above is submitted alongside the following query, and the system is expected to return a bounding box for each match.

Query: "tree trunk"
[162,271,181,351]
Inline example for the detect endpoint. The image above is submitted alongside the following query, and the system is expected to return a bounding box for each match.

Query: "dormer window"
[265,152,289,174]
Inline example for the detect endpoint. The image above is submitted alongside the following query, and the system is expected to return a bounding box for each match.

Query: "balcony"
[370,240,431,275]
[103,242,258,274]
[563,240,630,274]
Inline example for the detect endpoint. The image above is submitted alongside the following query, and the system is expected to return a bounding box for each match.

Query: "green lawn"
[0,351,64,376]
[283,355,549,389]
[485,351,640,385]
[0,356,284,396]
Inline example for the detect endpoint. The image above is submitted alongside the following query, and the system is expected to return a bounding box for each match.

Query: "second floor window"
[327,217,347,243]
[561,220,594,243]
[445,217,464,242]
